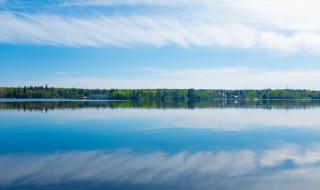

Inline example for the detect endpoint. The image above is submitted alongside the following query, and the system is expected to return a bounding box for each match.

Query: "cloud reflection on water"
[3,108,320,131]
[2,144,320,189]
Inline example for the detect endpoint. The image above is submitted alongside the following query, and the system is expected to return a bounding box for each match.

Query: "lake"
[1,100,320,190]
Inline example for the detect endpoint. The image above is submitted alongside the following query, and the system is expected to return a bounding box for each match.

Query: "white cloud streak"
[1,0,320,53]
[0,13,258,48]
[55,71,76,76]
[1,144,320,189]
[11,67,320,89]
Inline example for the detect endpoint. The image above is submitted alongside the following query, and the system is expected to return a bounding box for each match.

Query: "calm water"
[1,100,320,189]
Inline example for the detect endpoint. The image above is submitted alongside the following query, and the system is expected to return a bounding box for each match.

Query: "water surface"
[1,100,320,190]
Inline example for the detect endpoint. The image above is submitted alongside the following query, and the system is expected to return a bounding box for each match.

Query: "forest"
[1,86,320,100]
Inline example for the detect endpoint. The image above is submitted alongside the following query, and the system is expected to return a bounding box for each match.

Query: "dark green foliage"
[1,86,320,100]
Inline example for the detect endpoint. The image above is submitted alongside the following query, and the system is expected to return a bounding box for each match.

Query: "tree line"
[1,86,320,100]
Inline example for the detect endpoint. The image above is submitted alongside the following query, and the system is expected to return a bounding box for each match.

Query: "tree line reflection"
[1,99,320,112]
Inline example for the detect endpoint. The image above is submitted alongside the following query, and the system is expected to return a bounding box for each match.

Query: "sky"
[1,0,320,89]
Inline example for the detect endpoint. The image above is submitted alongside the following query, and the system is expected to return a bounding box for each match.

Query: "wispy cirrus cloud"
[1,0,320,53]
[0,13,257,48]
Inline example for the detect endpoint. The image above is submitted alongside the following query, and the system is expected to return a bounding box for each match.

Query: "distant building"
[230,95,239,99]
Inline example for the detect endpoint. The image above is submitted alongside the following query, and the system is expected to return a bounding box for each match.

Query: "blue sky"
[1,0,320,89]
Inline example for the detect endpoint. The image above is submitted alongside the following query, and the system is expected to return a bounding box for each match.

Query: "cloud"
[2,144,320,189]
[259,32,320,53]
[0,13,258,48]
[12,67,320,89]
[55,72,76,76]
[1,0,320,53]
[138,67,320,89]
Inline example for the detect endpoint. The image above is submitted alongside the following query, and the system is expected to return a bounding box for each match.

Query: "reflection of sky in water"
[1,104,320,189]
[3,108,320,130]
[2,144,320,190]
